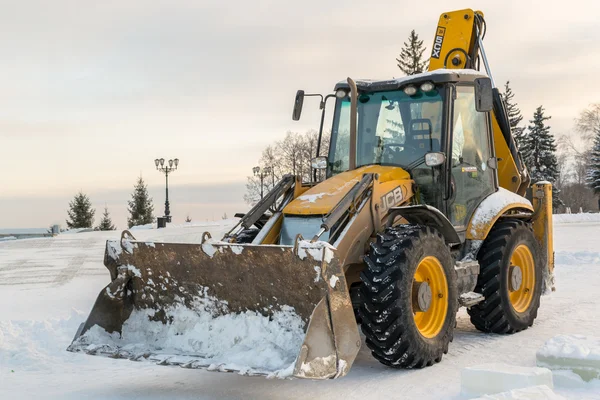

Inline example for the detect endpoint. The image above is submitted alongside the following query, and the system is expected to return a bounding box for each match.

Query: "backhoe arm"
[428,9,530,196]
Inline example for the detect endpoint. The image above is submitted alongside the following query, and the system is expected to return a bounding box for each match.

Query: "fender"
[467,187,534,240]
[388,205,461,245]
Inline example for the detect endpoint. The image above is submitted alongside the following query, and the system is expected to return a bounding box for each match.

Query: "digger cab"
[324,70,497,238]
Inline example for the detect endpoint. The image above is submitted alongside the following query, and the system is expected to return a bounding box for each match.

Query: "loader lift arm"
[428,9,530,196]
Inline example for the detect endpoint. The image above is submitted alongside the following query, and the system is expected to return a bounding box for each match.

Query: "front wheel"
[359,225,457,368]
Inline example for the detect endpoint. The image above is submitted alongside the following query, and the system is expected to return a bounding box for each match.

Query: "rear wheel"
[467,219,542,333]
[359,225,457,368]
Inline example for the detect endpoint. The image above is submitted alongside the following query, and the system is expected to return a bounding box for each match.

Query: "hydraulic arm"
[428,9,530,196]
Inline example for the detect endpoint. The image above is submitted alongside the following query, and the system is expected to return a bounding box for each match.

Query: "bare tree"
[576,103,600,142]
[244,130,331,205]
[557,134,589,185]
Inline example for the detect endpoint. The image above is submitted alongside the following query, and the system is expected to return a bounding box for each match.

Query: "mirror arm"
[313,94,336,182]
[347,77,358,170]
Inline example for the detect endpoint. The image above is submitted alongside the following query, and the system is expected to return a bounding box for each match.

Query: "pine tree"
[98,206,116,231]
[127,176,154,228]
[66,192,95,229]
[396,30,427,75]
[520,106,563,210]
[586,129,600,195]
[503,81,525,148]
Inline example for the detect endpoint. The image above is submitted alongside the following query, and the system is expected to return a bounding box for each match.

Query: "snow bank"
[0,309,85,371]
[554,251,600,265]
[129,223,155,230]
[461,363,553,396]
[0,236,17,242]
[537,335,600,382]
[553,213,600,224]
[69,296,305,377]
[468,385,565,400]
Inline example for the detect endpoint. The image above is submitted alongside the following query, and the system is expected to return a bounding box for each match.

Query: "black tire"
[359,225,457,368]
[467,219,542,333]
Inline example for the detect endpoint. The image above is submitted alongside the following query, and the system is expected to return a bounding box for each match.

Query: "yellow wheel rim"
[509,244,535,313]
[413,256,448,338]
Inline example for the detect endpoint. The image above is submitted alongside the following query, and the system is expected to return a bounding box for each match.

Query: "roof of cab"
[334,69,489,92]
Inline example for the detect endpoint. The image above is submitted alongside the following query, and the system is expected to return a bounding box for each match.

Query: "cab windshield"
[328,87,445,175]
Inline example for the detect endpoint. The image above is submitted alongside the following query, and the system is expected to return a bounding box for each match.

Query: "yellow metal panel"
[283,166,410,215]
[492,116,522,193]
[532,182,555,290]
[260,214,283,245]
[428,9,476,71]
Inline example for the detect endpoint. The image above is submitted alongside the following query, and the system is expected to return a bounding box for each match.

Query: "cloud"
[1,0,599,226]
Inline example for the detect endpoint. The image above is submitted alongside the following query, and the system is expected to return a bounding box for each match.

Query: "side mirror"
[292,90,305,121]
[311,156,328,170]
[474,77,493,112]
[425,152,446,167]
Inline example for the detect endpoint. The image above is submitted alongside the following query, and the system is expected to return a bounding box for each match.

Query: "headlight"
[335,89,348,98]
[403,85,417,96]
[420,82,435,92]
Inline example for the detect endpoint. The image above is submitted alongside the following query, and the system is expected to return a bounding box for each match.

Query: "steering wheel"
[382,142,420,152]
[382,142,422,157]
[382,142,424,165]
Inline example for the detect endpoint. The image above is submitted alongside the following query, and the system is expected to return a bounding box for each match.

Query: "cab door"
[448,85,496,229]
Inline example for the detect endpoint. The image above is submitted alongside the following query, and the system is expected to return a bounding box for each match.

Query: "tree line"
[65,176,156,231]
[245,30,600,213]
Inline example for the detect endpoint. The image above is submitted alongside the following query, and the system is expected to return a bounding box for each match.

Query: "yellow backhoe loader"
[69,9,554,379]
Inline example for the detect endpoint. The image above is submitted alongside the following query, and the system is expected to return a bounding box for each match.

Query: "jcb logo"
[431,27,445,59]
[380,186,404,213]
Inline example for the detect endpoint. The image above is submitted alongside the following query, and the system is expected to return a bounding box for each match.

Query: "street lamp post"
[155,158,179,222]
[253,166,272,200]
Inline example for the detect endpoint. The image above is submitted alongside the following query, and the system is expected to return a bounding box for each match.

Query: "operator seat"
[404,119,439,164]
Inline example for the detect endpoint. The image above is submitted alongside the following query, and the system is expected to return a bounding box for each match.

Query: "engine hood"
[284,165,411,216]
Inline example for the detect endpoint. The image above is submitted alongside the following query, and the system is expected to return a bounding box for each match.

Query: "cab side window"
[449,86,495,227]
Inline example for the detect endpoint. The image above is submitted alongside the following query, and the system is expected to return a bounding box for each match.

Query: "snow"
[296,240,336,263]
[230,245,244,255]
[537,335,600,382]
[0,228,48,234]
[129,223,155,230]
[337,68,488,88]
[2,220,600,399]
[554,213,600,224]
[297,193,326,203]
[469,385,565,400]
[461,364,553,396]
[0,236,17,242]
[70,302,305,376]
[313,266,321,283]
[469,188,532,237]
[329,275,339,288]
[201,241,218,257]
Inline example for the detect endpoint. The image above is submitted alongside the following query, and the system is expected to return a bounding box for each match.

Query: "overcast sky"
[1,0,599,228]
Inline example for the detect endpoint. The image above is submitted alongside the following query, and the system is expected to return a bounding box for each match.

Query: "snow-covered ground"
[1,217,600,399]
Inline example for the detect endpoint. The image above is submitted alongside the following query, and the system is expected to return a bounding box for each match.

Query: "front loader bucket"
[68,232,360,379]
